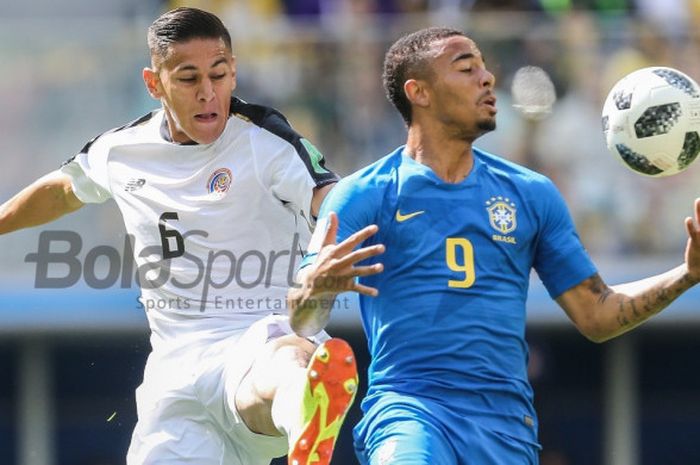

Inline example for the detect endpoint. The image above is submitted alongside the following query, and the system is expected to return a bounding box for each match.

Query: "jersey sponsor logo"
[486,196,517,235]
[207,168,233,195]
[395,209,425,222]
[124,178,146,192]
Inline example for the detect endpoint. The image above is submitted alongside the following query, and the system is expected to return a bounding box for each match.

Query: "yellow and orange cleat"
[288,338,359,465]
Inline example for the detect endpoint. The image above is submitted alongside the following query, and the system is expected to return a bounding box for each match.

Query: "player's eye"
[178,76,197,83]
[211,73,226,80]
[461,68,473,73]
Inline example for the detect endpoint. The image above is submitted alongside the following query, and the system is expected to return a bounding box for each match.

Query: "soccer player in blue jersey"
[287,27,700,464]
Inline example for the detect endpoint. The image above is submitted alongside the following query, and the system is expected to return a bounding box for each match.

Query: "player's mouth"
[479,94,497,113]
[194,112,218,122]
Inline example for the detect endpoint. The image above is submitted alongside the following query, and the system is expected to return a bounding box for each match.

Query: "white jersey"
[61,97,338,353]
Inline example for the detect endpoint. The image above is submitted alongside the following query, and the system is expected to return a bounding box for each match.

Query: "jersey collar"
[399,146,483,189]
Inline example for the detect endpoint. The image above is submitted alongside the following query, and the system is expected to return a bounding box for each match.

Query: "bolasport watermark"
[23,230,353,313]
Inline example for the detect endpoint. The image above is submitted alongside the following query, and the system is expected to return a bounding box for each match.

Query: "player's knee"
[233,335,317,435]
[243,335,316,403]
[266,334,317,370]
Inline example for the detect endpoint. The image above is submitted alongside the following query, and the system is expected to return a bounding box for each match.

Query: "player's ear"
[404,79,429,108]
[142,67,162,99]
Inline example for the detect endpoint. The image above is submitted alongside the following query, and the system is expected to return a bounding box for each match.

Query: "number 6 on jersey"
[158,212,185,259]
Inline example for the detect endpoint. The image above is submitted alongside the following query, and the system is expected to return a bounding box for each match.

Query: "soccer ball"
[602,66,700,177]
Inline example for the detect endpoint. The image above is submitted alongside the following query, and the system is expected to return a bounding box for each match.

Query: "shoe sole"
[288,338,358,465]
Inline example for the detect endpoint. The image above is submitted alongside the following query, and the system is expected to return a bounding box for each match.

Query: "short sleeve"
[533,179,597,298]
[60,137,112,204]
[300,174,381,268]
[242,103,338,224]
[270,138,338,225]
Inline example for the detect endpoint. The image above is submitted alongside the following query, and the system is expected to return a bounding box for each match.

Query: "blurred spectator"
[392,0,429,13]
[169,0,284,17]
[281,0,398,17]
[282,0,324,16]
[533,0,633,14]
[470,0,543,10]
[633,0,691,37]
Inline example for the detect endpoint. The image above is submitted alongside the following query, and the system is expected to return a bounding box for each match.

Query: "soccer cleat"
[288,338,358,465]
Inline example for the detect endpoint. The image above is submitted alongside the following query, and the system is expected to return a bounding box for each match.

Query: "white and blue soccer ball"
[602,66,700,177]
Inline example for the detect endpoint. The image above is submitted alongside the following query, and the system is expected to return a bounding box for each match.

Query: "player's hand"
[684,198,700,283]
[306,212,385,297]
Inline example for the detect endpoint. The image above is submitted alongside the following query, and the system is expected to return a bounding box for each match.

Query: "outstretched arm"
[557,198,700,342]
[0,170,83,235]
[287,212,384,337]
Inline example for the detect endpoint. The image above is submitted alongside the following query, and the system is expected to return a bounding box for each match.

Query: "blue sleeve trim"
[299,252,319,270]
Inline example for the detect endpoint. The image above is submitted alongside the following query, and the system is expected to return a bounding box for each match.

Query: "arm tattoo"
[629,298,640,318]
[585,273,613,304]
[616,273,693,330]
[572,268,697,337]
[617,299,630,328]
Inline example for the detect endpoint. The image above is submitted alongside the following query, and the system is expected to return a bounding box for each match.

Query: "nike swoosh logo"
[395,210,425,222]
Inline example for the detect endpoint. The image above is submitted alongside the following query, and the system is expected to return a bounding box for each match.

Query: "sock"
[271,367,308,447]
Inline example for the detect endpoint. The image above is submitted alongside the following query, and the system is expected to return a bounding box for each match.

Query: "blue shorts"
[353,398,540,465]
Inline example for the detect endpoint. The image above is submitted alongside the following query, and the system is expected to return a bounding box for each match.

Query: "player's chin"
[477,116,496,132]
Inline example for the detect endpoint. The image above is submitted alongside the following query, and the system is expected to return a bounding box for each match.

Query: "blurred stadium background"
[1,0,700,464]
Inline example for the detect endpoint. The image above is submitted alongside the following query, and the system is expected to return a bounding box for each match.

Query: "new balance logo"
[125,178,146,192]
[395,210,425,222]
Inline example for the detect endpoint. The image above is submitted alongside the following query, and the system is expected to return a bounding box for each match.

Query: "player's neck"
[405,126,474,184]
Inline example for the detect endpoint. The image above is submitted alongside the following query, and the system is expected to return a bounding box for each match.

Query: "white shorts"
[126,314,329,465]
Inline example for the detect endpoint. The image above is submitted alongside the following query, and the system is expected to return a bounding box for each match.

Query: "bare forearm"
[561,268,698,342]
[606,264,696,338]
[560,198,700,342]
[0,172,82,235]
[287,273,339,337]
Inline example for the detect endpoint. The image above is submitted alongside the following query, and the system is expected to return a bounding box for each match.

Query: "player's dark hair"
[148,7,232,66]
[383,27,466,125]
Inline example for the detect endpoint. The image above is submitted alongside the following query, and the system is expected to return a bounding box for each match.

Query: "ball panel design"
[634,103,682,138]
[653,69,700,98]
[613,89,633,110]
[678,131,700,169]
[615,143,664,175]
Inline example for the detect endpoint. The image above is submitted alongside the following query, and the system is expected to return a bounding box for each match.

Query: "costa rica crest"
[207,167,232,195]
[486,196,517,234]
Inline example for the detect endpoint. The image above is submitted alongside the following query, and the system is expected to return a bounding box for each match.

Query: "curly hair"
[383,27,466,125]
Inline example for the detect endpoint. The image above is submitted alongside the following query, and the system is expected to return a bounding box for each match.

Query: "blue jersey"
[308,146,596,445]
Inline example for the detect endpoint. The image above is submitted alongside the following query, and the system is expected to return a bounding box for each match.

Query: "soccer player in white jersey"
[0,7,357,465]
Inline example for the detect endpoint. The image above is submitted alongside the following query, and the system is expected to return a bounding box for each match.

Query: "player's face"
[144,37,236,145]
[424,36,496,138]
